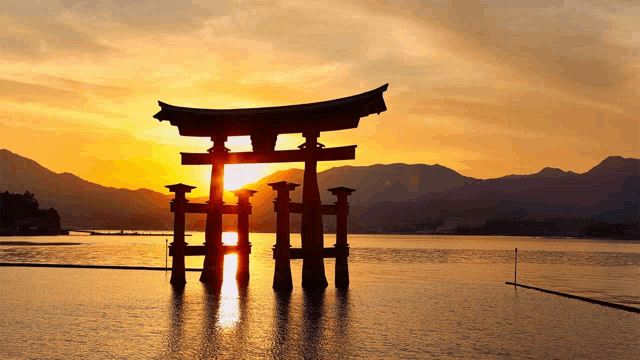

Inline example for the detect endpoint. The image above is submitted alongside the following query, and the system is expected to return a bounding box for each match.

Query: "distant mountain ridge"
[1,149,638,231]
[237,155,639,232]
[500,167,578,179]
[316,163,476,205]
[347,156,639,231]
[0,149,174,228]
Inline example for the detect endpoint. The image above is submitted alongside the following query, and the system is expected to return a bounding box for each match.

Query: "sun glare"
[223,164,268,191]
[222,232,238,246]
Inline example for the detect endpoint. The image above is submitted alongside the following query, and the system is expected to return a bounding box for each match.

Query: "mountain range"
[1,149,638,232]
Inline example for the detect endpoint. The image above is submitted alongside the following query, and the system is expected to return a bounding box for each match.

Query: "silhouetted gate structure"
[156,84,388,289]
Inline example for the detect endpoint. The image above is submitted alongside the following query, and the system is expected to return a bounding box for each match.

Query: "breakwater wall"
[0,262,202,272]
[506,282,640,314]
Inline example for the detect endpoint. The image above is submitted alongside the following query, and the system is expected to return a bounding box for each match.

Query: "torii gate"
[155,84,388,289]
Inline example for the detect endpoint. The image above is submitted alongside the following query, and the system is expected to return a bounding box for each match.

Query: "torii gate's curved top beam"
[154,84,388,138]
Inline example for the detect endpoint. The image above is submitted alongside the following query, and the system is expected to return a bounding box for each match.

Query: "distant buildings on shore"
[434,218,486,234]
[413,217,639,239]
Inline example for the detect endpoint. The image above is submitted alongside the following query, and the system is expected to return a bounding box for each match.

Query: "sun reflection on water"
[217,233,240,330]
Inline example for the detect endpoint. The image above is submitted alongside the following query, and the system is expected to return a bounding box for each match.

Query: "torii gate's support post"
[200,137,228,284]
[166,183,196,286]
[329,187,355,288]
[300,132,329,289]
[233,189,257,285]
[269,181,299,291]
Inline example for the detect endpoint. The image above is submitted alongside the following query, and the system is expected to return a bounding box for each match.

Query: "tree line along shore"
[1,191,62,236]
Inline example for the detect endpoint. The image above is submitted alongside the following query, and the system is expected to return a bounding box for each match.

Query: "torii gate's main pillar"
[200,137,227,284]
[300,132,328,289]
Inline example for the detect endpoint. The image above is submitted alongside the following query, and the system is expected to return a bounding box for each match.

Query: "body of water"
[0,233,638,359]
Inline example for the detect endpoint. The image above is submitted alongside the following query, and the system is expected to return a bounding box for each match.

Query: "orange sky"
[1,1,638,196]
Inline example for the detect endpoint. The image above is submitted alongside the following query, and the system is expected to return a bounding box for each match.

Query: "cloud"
[0,0,235,60]
[0,78,88,107]
[5,0,228,30]
[0,78,128,118]
[34,76,134,99]
[196,1,378,65]
[0,14,118,61]
[423,1,639,94]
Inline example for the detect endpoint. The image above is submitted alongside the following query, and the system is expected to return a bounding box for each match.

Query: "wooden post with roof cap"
[166,183,196,286]
[329,186,355,288]
[269,181,299,291]
[233,188,257,285]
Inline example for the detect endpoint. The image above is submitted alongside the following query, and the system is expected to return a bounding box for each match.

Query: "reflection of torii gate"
[156,84,388,289]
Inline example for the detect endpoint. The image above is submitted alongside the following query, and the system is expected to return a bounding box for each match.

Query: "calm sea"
[0,233,638,359]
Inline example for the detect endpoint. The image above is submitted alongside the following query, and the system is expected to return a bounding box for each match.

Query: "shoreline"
[1,231,637,241]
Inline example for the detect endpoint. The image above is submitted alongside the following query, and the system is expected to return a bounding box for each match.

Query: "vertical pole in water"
[514,248,518,285]
[269,181,299,291]
[329,186,356,288]
[233,188,257,285]
[166,183,195,286]
[165,239,168,271]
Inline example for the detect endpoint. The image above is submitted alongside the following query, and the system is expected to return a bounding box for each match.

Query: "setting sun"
[221,232,239,246]
[222,164,271,191]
